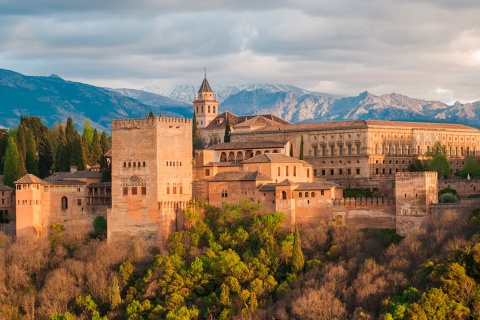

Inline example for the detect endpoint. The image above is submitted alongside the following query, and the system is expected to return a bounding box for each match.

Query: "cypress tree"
[100,155,111,182]
[16,124,28,164]
[299,136,304,160]
[70,136,87,171]
[65,117,76,144]
[224,116,231,143]
[89,129,102,166]
[25,128,39,175]
[292,224,304,273]
[82,119,94,146]
[192,112,198,147]
[100,131,109,155]
[38,133,54,178]
[3,136,20,187]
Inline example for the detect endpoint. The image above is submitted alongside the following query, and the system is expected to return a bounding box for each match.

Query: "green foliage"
[469,207,480,221]
[100,155,111,182]
[439,187,457,197]
[343,188,377,198]
[428,153,450,178]
[100,131,109,155]
[408,158,426,172]
[108,275,122,310]
[438,193,458,203]
[224,116,231,143]
[3,136,20,187]
[292,225,304,273]
[51,222,65,234]
[89,128,102,166]
[299,135,304,160]
[50,312,75,320]
[70,136,87,171]
[93,215,107,238]
[457,157,480,178]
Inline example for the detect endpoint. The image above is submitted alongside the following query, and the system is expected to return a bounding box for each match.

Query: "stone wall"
[439,179,480,197]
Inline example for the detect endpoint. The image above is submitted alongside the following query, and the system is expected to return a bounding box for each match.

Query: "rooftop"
[43,170,102,182]
[14,174,45,184]
[203,111,290,131]
[210,171,272,182]
[206,140,287,151]
[243,153,311,164]
[198,76,213,93]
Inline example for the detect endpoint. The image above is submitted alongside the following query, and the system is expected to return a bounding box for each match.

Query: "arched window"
[133,162,136,167]
[213,106,216,113]
[220,152,227,162]
[61,196,68,210]
[167,186,170,194]
[299,192,303,198]
[166,161,168,166]
[281,191,287,199]
[123,162,126,167]
[143,161,146,167]
[208,106,211,113]
[138,162,140,167]
[180,186,183,194]
[305,192,309,198]
[128,162,131,167]
[311,192,315,197]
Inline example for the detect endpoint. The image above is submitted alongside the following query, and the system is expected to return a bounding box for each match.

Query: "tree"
[408,158,426,172]
[25,128,39,175]
[192,112,203,152]
[299,136,304,160]
[292,225,304,273]
[100,131,109,155]
[457,157,480,178]
[82,119,94,146]
[100,155,111,182]
[428,153,450,178]
[89,129,102,166]
[65,117,76,144]
[93,215,107,238]
[70,136,87,171]
[3,136,20,187]
[224,116,231,143]
[38,131,54,178]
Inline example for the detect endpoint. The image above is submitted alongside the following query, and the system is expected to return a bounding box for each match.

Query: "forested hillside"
[1,200,480,319]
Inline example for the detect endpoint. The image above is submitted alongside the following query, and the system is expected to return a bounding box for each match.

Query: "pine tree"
[292,224,304,273]
[224,116,231,143]
[3,136,20,187]
[299,136,304,160]
[89,129,102,166]
[100,131,109,155]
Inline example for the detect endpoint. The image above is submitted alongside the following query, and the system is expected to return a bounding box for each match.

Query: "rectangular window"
[293,166,296,176]
[356,168,360,174]
[347,145,352,155]
[330,145,335,156]
[132,187,137,195]
[77,199,82,206]
[286,166,289,176]
[347,168,351,175]
[321,169,326,176]
[313,169,317,176]
[322,146,326,156]
[321,190,324,196]
[375,144,378,154]
[278,167,281,176]
[455,147,458,156]
[338,145,343,156]
[330,169,334,175]
[307,169,310,178]
[142,187,147,195]
[313,146,318,156]
[381,145,385,155]
[449,147,452,156]
[339,169,343,175]
[205,169,210,176]
[123,187,128,195]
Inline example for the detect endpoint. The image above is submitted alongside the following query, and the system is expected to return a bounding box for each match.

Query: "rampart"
[112,116,192,130]
[439,179,480,197]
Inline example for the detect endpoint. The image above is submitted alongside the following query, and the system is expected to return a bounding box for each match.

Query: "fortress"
[5,75,480,246]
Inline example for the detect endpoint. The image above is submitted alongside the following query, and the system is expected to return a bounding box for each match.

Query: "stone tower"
[193,73,218,128]
[108,116,192,248]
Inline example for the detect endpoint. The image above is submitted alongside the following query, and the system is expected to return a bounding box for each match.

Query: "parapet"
[395,171,437,181]
[112,116,192,130]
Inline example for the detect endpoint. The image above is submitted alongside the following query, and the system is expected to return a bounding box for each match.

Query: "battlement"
[335,197,395,207]
[395,171,437,180]
[112,116,192,130]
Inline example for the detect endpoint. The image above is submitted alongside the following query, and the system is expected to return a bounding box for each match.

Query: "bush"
[439,187,457,197]
[93,215,107,238]
[470,207,480,221]
[467,194,480,199]
[438,193,458,203]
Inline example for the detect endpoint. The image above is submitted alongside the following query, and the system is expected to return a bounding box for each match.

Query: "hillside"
[0,69,186,131]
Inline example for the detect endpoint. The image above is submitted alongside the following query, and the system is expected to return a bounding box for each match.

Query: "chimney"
[70,166,77,173]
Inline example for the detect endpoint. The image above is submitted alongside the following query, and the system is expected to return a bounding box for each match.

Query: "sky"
[1,0,480,104]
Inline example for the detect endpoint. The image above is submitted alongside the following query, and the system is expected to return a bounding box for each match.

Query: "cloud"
[0,0,479,102]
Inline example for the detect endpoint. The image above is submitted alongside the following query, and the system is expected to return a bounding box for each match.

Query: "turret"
[193,72,218,128]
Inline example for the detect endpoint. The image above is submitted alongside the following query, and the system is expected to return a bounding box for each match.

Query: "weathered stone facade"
[109,116,192,247]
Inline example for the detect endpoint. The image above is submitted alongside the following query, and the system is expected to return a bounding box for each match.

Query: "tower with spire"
[193,70,218,128]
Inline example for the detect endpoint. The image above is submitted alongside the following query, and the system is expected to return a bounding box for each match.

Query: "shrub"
[438,187,457,197]
[438,193,458,203]
[93,215,107,238]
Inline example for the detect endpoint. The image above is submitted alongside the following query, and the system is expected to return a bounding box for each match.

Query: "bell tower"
[193,70,218,128]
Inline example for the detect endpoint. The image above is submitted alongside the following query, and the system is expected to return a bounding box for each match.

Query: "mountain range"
[1,68,480,132]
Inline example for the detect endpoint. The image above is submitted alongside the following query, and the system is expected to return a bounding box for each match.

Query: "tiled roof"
[88,182,112,188]
[14,174,45,184]
[276,179,298,186]
[204,162,242,167]
[210,171,272,182]
[203,112,290,131]
[206,141,287,150]
[105,149,112,157]
[243,153,310,164]
[246,120,479,134]
[0,184,13,191]
[43,171,102,182]
[234,115,283,129]
[198,77,213,93]
[258,183,276,191]
[295,182,342,191]
[48,180,86,186]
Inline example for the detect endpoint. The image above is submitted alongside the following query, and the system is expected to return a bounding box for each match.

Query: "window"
[307,169,310,178]
[167,186,170,194]
[322,145,326,156]
[128,162,131,167]
[356,168,360,174]
[293,166,296,176]
[173,186,177,194]
[311,192,315,197]
[221,189,228,198]
[278,167,281,176]
[322,169,326,176]
[286,166,289,176]
[338,145,343,156]
[305,192,309,198]
[347,168,351,175]
[330,145,335,156]
[339,169,343,175]
[205,169,210,176]
[123,187,128,195]
[208,106,210,113]
[133,162,136,167]
[213,106,216,113]
[180,186,183,194]
[142,187,147,195]
[61,196,68,210]
[321,190,324,196]
[132,187,137,195]
[123,162,126,167]
[330,169,334,175]
[299,192,302,198]
[347,145,352,155]
[143,161,146,167]
[77,199,82,206]
[282,191,287,199]
[313,146,318,156]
